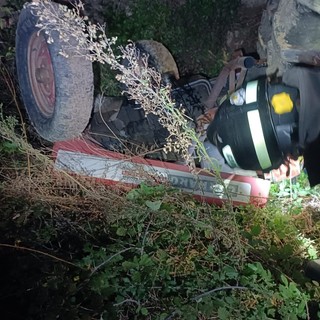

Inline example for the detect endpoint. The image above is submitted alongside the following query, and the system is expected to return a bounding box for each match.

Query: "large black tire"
[15,2,94,142]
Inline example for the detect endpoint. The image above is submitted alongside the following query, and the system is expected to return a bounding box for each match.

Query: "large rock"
[258,0,320,76]
[241,0,267,8]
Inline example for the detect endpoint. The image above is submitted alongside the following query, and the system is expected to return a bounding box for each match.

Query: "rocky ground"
[226,0,267,55]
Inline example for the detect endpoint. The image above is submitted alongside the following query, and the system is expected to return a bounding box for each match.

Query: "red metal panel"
[53,138,270,207]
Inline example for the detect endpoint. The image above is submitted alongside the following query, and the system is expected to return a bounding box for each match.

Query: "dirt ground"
[226,3,266,55]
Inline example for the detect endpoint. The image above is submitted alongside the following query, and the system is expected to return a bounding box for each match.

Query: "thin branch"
[192,285,248,301]
[0,62,31,176]
[164,310,180,320]
[0,243,82,269]
[140,218,152,256]
[90,247,139,277]
[113,298,140,307]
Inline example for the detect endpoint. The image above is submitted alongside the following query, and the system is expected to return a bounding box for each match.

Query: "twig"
[164,285,248,320]
[191,285,248,301]
[0,61,31,177]
[0,243,82,269]
[90,247,139,277]
[164,310,180,320]
[113,298,140,307]
[140,218,152,256]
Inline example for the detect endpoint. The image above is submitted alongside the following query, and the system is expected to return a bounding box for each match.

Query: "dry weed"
[28,0,204,167]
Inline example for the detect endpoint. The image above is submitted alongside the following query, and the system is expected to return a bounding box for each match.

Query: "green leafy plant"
[0,140,20,154]
[0,0,26,62]
[270,171,320,215]
[56,185,316,319]
[103,0,240,75]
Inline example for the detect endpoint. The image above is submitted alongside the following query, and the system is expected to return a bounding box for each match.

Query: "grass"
[98,0,240,93]
[1,140,320,318]
[1,102,320,318]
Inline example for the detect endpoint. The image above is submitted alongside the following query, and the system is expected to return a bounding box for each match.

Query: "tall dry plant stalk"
[1,1,239,218]
[28,1,231,191]
[28,0,220,168]
[0,108,128,217]
[1,0,245,262]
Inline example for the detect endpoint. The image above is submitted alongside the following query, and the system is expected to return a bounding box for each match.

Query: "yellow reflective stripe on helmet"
[247,110,272,169]
[245,80,258,104]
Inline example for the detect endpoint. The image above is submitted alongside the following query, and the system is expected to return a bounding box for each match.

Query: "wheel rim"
[28,32,56,118]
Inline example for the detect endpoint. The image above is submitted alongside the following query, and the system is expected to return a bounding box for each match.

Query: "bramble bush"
[1,179,319,319]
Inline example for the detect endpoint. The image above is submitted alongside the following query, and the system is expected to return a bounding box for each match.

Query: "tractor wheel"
[15,2,94,142]
[119,39,179,95]
[135,40,180,82]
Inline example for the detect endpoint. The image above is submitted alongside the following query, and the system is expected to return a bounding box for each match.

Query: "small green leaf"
[145,200,162,211]
[204,228,213,239]
[156,249,168,261]
[180,228,191,242]
[126,189,140,200]
[122,261,135,270]
[207,244,214,255]
[116,226,127,236]
[280,274,288,287]
[0,141,20,154]
[223,265,238,279]
[250,224,261,236]
[218,306,229,319]
[140,307,149,316]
